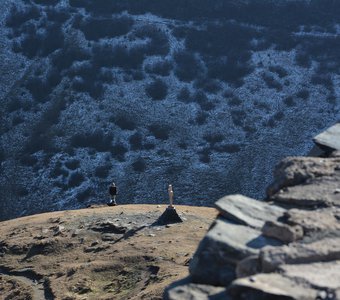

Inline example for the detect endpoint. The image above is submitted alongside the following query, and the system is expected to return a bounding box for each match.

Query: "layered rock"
[164,124,340,300]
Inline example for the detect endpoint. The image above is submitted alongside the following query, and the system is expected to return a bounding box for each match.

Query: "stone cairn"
[164,123,340,300]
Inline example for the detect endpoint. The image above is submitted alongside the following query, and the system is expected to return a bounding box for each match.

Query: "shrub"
[34,0,59,5]
[214,144,241,153]
[20,154,38,167]
[145,60,172,76]
[262,72,282,91]
[194,78,221,94]
[92,44,145,70]
[134,25,169,56]
[199,148,210,163]
[12,115,24,126]
[7,98,22,112]
[25,77,51,103]
[228,96,242,106]
[283,96,296,107]
[115,115,136,130]
[45,7,70,22]
[71,130,113,152]
[296,89,310,100]
[78,16,133,41]
[203,133,224,145]
[231,110,247,127]
[129,132,143,150]
[148,124,170,140]
[311,74,333,89]
[192,91,214,110]
[52,46,90,71]
[295,50,311,68]
[65,159,80,170]
[76,188,92,202]
[111,143,128,161]
[51,162,68,178]
[6,5,40,27]
[0,148,5,163]
[268,65,288,78]
[177,87,191,103]
[40,23,65,57]
[206,56,251,85]
[95,165,110,178]
[195,111,208,125]
[145,79,168,100]
[273,111,285,121]
[174,51,203,82]
[68,172,84,187]
[132,157,146,172]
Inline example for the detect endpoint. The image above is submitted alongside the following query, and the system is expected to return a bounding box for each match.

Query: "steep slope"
[1,0,339,220]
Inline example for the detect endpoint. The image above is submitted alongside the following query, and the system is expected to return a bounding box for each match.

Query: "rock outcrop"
[164,124,340,300]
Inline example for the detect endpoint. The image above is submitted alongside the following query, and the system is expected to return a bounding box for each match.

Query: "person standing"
[108,182,118,206]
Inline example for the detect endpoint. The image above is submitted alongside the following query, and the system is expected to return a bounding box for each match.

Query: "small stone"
[149,233,155,237]
[262,220,303,243]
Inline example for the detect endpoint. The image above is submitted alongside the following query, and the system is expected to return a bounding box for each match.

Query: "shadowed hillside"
[0,0,339,220]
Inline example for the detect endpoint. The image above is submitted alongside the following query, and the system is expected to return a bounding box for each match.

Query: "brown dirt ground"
[0,204,217,300]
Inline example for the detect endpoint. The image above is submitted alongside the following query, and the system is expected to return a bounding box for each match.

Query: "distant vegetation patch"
[71,130,113,152]
[133,25,169,56]
[145,79,168,100]
[131,157,146,172]
[148,124,171,140]
[174,51,203,82]
[145,60,172,76]
[75,16,133,41]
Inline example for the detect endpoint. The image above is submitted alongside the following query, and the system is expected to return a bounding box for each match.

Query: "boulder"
[163,277,228,300]
[285,207,340,233]
[279,261,340,291]
[228,273,317,300]
[215,194,285,229]
[271,176,340,208]
[260,237,340,272]
[261,220,303,243]
[235,255,259,278]
[313,123,340,152]
[267,157,340,197]
[189,217,281,285]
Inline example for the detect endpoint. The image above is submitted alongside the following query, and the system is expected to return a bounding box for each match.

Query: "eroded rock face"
[266,156,340,197]
[189,218,282,285]
[260,237,340,272]
[164,277,228,300]
[228,273,318,300]
[215,194,285,229]
[165,125,340,300]
[313,123,340,152]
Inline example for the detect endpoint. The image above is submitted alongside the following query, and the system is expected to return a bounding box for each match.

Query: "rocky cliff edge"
[164,123,340,300]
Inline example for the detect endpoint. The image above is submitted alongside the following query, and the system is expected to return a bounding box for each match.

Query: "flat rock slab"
[271,176,340,208]
[164,277,228,300]
[228,273,317,300]
[215,194,285,229]
[189,217,281,285]
[280,261,340,290]
[260,237,340,272]
[286,207,340,233]
[267,156,340,196]
[314,123,340,151]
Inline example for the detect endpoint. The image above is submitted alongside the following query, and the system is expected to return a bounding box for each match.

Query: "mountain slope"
[0,0,339,220]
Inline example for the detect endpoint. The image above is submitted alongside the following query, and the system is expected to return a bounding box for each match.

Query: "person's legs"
[107,196,117,206]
